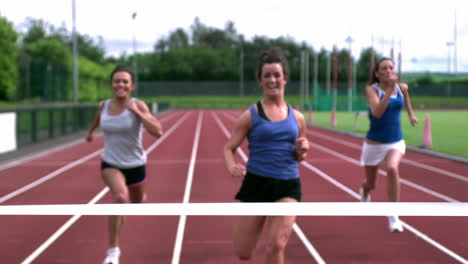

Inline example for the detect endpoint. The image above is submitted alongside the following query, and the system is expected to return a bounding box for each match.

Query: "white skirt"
[360,139,406,166]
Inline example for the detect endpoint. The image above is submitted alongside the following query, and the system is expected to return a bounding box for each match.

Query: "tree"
[23,38,71,65]
[20,18,48,45]
[0,16,18,100]
[74,34,106,63]
[167,28,189,49]
[356,47,382,82]
[190,17,239,49]
[190,17,208,46]
[338,48,351,82]
[21,18,105,63]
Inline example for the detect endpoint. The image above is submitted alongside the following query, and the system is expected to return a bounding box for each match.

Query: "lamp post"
[345,36,353,111]
[132,12,138,96]
[72,0,78,103]
[239,41,244,98]
[446,41,454,73]
[446,41,454,104]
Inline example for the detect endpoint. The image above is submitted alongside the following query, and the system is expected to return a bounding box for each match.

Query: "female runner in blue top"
[360,58,418,233]
[86,65,163,264]
[224,47,310,264]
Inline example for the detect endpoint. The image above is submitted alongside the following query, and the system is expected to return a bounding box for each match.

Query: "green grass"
[410,97,468,109]
[305,110,468,159]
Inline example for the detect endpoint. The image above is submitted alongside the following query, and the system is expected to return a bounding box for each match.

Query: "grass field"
[305,110,468,159]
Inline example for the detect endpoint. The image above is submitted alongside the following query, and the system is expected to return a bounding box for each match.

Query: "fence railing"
[0,101,169,153]
[0,104,99,148]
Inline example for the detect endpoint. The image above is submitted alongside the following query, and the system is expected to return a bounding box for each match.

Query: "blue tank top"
[246,104,300,180]
[366,83,404,143]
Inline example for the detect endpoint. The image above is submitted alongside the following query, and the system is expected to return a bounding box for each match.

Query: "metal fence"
[0,104,98,148]
[0,101,169,151]
[17,55,70,102]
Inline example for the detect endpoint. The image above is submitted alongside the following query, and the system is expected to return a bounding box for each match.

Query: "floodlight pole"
[453,9,457,73]
[72,0,78,103]
[239,43,244,98]
[446,42,453,73]
[332,46,338,112]
[345,36,353,112]
[132,12,138,96]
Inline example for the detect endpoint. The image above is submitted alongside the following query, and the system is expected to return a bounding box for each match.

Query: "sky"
[1,0,467,73]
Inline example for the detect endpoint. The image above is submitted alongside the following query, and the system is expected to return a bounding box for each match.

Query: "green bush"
[0,16,18,100]
[78,58,115,102]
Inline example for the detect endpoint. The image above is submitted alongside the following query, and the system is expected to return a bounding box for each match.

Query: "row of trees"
[1,15,382,102]
[138,17,380,82]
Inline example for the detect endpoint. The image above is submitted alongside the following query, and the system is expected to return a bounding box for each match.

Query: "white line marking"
[1,202,467,216]
[310,142,460,203]
[220,110,468,264]
[20,112,190,264]
[20,188,109,264]
[0,138,88,171]
[402,223,468,264]
[301,159,467,263]
[0,113,181,204]
[292,224,326,264]
[172,111,203,264]
[0,149,103,204]
[308,130,468,182]
[212,111,326,264]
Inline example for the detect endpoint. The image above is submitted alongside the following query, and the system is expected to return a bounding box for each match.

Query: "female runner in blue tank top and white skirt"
[360,58,418,233]
[86,65,163,264]
[223,47,310,264]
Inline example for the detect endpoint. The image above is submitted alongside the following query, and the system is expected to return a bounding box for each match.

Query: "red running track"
[0,109,466,264]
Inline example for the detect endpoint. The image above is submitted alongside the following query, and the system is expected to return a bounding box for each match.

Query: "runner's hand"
[229,163,246,178]
[295,137,310,161]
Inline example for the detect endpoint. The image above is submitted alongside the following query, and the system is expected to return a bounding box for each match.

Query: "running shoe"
[103,247,120,264]
[359,187,371,202]
[388,216,404,233]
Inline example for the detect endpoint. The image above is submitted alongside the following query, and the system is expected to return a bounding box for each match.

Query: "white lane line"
[219,111,467,264]
[310,142,460,203]
[212,111,326,264]
[20,111,191,264]
[301,159,467,264]
[0,113,180,204]
[20,188,109,264]
[0,138,89,171]
[402,222,468,264]
[292,225,326,264]
[0,149,103,204]
[172,111,203,264]
[308,130,468,182]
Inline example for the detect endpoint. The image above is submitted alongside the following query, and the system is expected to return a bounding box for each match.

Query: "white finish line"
[0,202,466,216]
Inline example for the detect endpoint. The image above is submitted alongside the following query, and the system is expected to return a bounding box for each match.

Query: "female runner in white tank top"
[86,65,163,264]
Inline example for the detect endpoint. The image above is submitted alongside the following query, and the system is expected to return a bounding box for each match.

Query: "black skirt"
[235,171,301,202]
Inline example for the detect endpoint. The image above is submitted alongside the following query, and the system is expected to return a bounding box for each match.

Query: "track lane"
[221,110,468,263]
[30,111,197,264]
[0,109,466,263]
[0,111,177,203]
[213,111,326,263]
[307,128,468,201]
[0,111,190,263]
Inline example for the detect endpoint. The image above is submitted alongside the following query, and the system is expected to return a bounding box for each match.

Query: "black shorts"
[235,171,301,202]
[101,161,146,186]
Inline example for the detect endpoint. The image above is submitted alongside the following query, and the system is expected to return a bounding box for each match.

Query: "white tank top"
[100,98,146,168]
